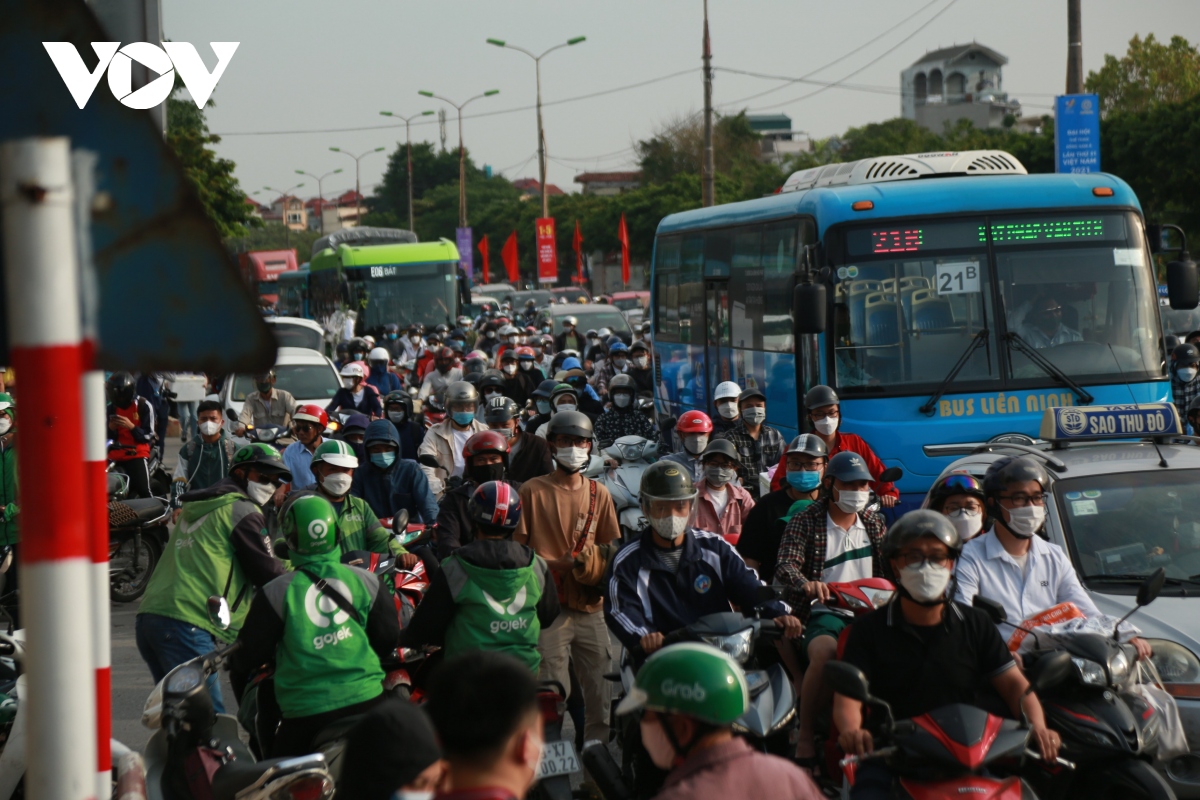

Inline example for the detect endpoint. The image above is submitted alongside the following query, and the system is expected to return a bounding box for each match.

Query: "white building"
[901,43,1021,132]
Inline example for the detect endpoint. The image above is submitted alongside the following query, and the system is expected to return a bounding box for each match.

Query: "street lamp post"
[328,146,386,227]
[294,168,343,234]
[262,182,305,247]
[379,110,435,232]
[487,36,585,218]
[418,89,500,227]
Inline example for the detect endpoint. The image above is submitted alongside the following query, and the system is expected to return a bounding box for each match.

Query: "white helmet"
[714,381,742,402]
[564,315,578,326]
[500,324,519,336]
[362,335,376,347]
[597,327,613,338]
[368,347,391,364]
[340,362,365,378]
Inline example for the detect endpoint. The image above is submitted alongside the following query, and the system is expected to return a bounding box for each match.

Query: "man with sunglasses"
[281,404,329,493]
[952,455,1152,662]
[1019,293,1082,349]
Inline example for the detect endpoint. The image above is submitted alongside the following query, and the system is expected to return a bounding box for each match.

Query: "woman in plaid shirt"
[774,451,888,770]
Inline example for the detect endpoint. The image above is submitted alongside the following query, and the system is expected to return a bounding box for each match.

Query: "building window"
[914,72,927,102]
[946,72,965,95]
[929,69,943,96]
[287,213,301,224]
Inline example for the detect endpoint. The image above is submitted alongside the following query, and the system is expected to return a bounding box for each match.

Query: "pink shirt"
[694,479,755,541]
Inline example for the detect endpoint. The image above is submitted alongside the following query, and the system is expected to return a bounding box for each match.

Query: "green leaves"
[167,95,258,240]
[1086,34,1200,117]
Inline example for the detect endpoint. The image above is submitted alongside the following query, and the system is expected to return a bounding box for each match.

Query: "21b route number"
[936,261,980,295]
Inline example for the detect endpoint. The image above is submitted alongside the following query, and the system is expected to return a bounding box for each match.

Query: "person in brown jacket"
[483,395,553,483]
[514,410,619,744]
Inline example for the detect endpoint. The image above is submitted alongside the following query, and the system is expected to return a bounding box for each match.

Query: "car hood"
[1090,590,1200,652]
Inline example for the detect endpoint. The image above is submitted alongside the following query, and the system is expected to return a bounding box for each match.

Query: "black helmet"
[546,410,593,439]
[737,387,766,407]
[105,371,137,408]
[786,433,828,459]
[804,385,839,410]
[477,371,506,392]
[463,371,484,388]
[424,393,445,413]
[445,381,480,406]
[435,323,449,334]
[1188,395,1200,416]
[608,374,637,394]
[982,455,1048,500]
[630,340,651,355]
[484,395,521,426]
[464,356,488,375]
[880,509,963,561]
[826,451,874,483]
[700,438,740,464]
[1174,342,1200,365]
[640,460,697,502]
[532,379,559,400]
[336,342,350,356]
[926,472,985,513]
[384,390,413,416]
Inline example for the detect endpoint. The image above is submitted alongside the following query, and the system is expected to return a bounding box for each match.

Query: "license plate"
[537,739,580,778]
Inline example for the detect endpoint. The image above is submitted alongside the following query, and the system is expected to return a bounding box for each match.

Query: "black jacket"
[434,478,523,559]
[506,431,554,484]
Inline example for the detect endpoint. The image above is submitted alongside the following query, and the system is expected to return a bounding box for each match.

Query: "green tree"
[226,225,321,260]
[167,93,257,239]
[1086,34,1200,116]
[367,141,480,231]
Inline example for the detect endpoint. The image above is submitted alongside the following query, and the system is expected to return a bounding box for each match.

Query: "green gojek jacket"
[0,437,16,546]
[441,550,547,672]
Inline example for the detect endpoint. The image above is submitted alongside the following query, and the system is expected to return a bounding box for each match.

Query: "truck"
[239,248,299,304]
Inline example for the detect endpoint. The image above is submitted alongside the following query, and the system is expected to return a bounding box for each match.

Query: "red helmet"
[515,346,536,360]
[437,346,455,360]
[677,410,714,434]
[293,404,329,428]
[463,429,511,467]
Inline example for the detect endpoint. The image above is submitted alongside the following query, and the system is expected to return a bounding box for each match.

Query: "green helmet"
[311,439,359,469]
[231,443,292,480]
[616,643,748,725]
[282,494,339,556]
[0,392,15,423]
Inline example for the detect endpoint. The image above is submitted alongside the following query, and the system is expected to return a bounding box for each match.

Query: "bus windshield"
[346,263,458,329]
[833,211,1160,394]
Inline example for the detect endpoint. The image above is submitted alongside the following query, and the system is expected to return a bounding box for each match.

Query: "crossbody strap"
[571,480,600,556]
[298,568,363,625]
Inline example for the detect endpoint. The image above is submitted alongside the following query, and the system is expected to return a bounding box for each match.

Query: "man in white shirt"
[953,455,1151,661]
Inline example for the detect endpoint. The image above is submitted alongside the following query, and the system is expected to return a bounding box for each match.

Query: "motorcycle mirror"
[418,454,442,470]
[1137,567,1166,607]
[391,509,410,534]
[878,466,903,483]
[206,596,231,631]
[225,408,238,422]
[971,595,1009,624]
[1025,650,1073,694]
[824,660,871,703]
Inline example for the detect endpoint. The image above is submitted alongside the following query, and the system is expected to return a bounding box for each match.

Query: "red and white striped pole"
[83,364,111,800]
[1,136,98,799]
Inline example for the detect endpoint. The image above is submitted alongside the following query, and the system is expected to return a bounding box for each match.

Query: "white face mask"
[245,479,275,507]
[813,417,839,436]
[0,417,11,436]
[502,363,518,375]
[682,434,709,455]
[633,355,649,369]
[899,560,953,604]
[613,393,632,408]
[199,420,221,437]
[946,508,983,540]
[1004,505,1045,539]
[834,488,870,514]
[520,361,535,371]
[554,445,590,472]
[554,402,576,414]
[342,378,358,390]
[321,472,353,498]
[742,407,766,426]
[716,402,738,420]
[649,514,689,540]
[1180,367,1198,383]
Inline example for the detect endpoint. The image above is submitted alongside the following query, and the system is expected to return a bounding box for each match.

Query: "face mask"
[555,402,577,414]
[483,391,501,402]
[554,446,589,472]
[507,336,519,345]
[370,451,396,469]
[352,352,365,361]
[813,417,839,436]
[198,420,221,437]
[342,378,358,390]
[388,410,407,425]
[388,333,398,340]
[633,355,649,369]
[410,335,421,343]
[256,381,272,394]
[742,407,766,426]
[520,361,534,371]
[245,479,275,507]
[1180,367,1198,383]
[395,791,435,800]
[682,434,709,455]
[1004,505,1045,539]
[613,393,632,408]
[706,466,735,486]
[452,411,476,427]
[486,330,496,339]
[502,364,518,376]
[649,514,689,540]
[321,472,353,498]
[536,400,552,415]
[612,357,628,370]
[716,402,738,420]
[640,717,678,770]
[947,508,983,540]
[469,463,506,484]
[787,470,821,492]
[834,488,870,514]
[590,337,601,345]
[899,560,953,604]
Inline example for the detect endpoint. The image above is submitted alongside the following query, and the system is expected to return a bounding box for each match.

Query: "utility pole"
[1066,0,1083,94]
[379,110,435,232]
[701,0,715,208]
[419,90,500,227]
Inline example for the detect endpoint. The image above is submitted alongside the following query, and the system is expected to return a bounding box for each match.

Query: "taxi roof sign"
[1040,404,1182,441]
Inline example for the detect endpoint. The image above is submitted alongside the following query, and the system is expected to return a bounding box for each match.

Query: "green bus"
[308,229,464,337]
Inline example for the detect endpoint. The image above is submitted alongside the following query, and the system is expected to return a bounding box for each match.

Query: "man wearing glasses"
[281,404,329,493]
[1019,293,1083,349]
[953,455,1152,662]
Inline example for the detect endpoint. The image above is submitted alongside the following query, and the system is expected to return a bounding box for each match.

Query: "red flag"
[572,220,584,284]
[618,213,630,286]
[477,235,490,285]
[502,231,519,284]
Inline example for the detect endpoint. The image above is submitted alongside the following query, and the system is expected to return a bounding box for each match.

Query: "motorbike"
[592,435,657,540]
[224,408,292,452]
[529,680,582,800]
[107,468,171,603]
[422,394,446,429]
[142,596,335,800]
[825,652,1076,800]
[107,439,172,499]
[973,568,1178,800]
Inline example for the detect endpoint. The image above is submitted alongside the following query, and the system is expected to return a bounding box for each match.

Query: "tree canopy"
[1086,33,1200,116]
[167,93,257,239]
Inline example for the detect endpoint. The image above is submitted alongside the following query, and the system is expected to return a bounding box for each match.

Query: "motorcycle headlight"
[864,588,895,608]
[1146,640,1200,692]
[702,628,753,665]
[257,428,277,442]
[1072,657,1107,686]
[1108,648,1132,685]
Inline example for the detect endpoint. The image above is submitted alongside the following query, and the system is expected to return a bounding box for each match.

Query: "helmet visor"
[640,491,699,531]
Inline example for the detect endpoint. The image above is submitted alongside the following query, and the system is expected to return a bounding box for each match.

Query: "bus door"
[705,280,732,397]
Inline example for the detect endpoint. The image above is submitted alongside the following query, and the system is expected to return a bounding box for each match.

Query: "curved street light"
[379,110,435,232]
[294,168,343,234]
[262,182,305,246]
[328,147,386,227]
[417,89,500,227]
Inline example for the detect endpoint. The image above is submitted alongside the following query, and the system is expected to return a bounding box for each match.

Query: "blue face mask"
[536,400,551,415]
[387,332,398,340]
[370,451,397,469]
[452,411,476,426]
[786,470,822,492]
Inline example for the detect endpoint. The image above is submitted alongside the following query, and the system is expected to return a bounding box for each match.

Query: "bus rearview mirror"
[793,283,826,335]
[1167,255,1198,310]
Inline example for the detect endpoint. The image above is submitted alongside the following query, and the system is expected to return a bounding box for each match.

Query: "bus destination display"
[848,214,1122,257]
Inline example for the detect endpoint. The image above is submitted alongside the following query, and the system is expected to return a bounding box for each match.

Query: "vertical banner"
[477,235,490,286]
[502,231,519,284]
[618,212,631,286]
[572,219,584,285]
[456,226,474,284]
[535,217,558,284]
[1054,94,1100,174]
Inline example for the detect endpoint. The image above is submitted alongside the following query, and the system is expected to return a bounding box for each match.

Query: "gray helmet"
[826,451,874,483]
[477,371,506,392]
[546,410,593,439]
[804,385,839,410]
[608,373,637,394]
[1174,342,1200,365]
[786,433,828,459]
[484,395,520,425]
[881,509,963,561]
[700,438,740,464]
[445,380,480,406]
[982,455,1048,500]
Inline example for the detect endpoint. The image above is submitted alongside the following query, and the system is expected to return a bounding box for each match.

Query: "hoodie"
[351,419,440,523]
[559,357,604,418]
[366,363,402,397]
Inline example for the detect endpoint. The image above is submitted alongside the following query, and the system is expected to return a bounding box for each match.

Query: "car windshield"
[269,323,323,351]
[1055,469,1200,582]
[612,297,642,311]
[231,364,339,402]
[507,290,552,307]
[554,310,631,335]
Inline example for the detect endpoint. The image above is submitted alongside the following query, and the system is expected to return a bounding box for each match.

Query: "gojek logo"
[41,42,239,110]
[483,586,528,633]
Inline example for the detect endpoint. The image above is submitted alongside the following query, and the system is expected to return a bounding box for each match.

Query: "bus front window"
[347,263,457,329]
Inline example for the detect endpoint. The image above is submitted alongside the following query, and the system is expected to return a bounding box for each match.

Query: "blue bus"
[650,150,1174,508]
